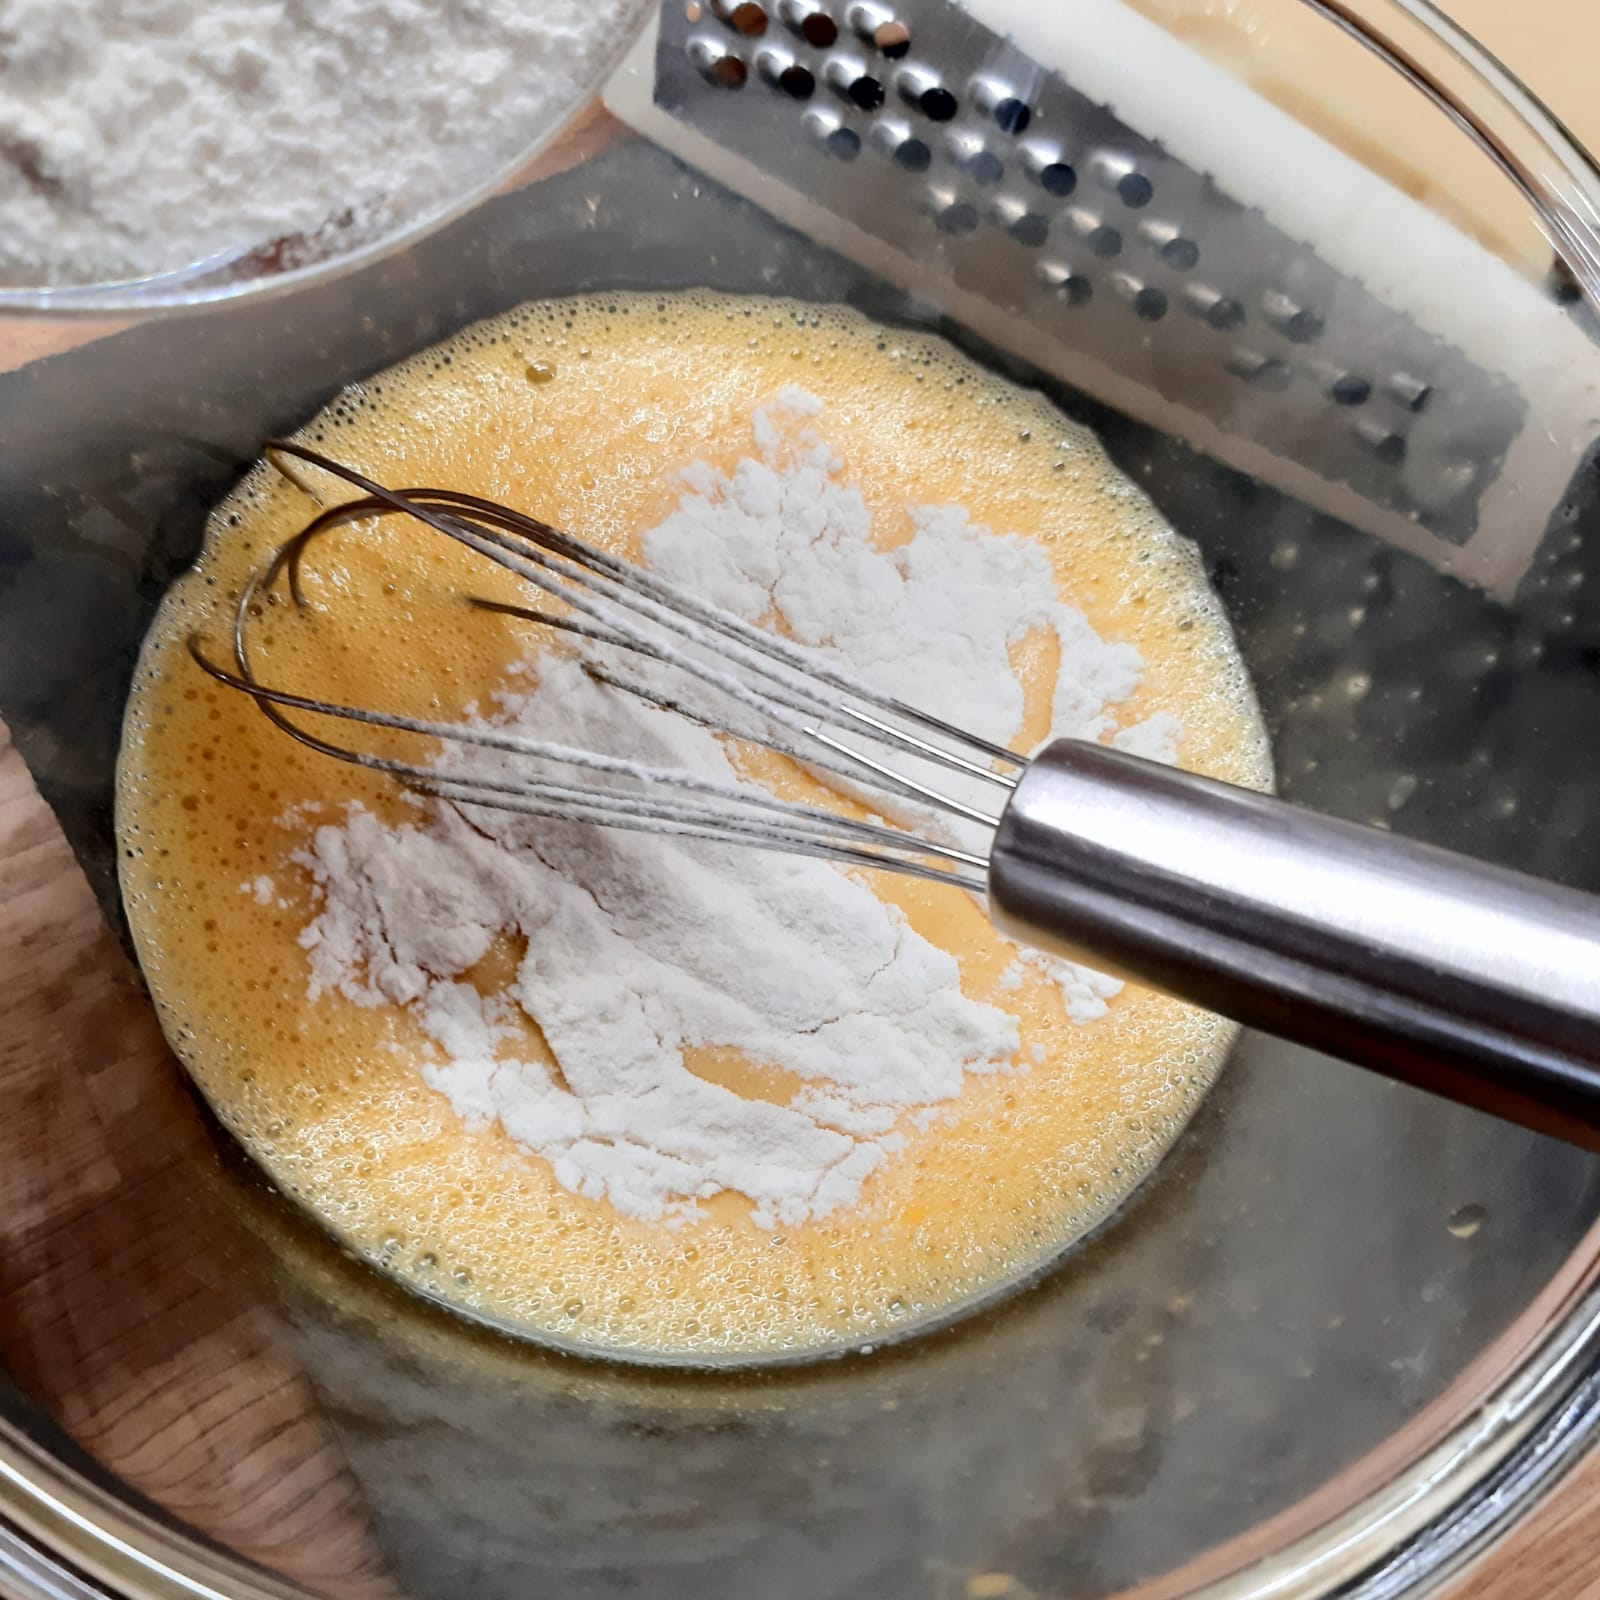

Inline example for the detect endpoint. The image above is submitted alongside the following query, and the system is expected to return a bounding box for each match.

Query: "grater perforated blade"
[603,0,1600,596]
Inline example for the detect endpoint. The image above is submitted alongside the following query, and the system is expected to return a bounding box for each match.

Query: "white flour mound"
[291,393,1176,1227]
[0,0,635,287]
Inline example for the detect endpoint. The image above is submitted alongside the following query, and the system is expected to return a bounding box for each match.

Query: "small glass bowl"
[0,1,652,319]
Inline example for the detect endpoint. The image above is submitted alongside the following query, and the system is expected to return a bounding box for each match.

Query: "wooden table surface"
[5,22,1600,1592]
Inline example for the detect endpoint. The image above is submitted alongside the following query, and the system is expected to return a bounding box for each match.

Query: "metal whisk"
[198,440,1022,892]
[194,441,1600,1152]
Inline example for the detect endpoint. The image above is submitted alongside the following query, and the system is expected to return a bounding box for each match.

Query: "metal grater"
[602,0,1600,594]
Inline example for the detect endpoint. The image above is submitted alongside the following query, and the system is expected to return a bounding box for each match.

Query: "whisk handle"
[988,739,1600,1150]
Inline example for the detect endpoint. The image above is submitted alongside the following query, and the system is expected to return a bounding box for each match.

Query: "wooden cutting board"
[0,719,403,1600]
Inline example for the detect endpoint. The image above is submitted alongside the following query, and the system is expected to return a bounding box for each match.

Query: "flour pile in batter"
[293,390,1164,1229]
[117,291,1270,1362]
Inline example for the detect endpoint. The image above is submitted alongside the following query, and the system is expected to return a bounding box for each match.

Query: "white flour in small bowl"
[0,0,641,288]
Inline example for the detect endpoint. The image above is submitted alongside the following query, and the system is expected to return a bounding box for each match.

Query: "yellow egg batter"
[116,291,1270,1364]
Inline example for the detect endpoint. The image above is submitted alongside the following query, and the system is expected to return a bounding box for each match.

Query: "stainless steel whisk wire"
[190,440,1023,894]
[188,440,1600,1154]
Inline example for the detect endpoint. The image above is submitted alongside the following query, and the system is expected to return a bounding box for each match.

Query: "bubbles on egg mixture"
[114,290,1271,1365]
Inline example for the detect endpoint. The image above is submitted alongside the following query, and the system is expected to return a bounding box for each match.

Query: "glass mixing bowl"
[0,3,653,316]
[5,2,1600,1597]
